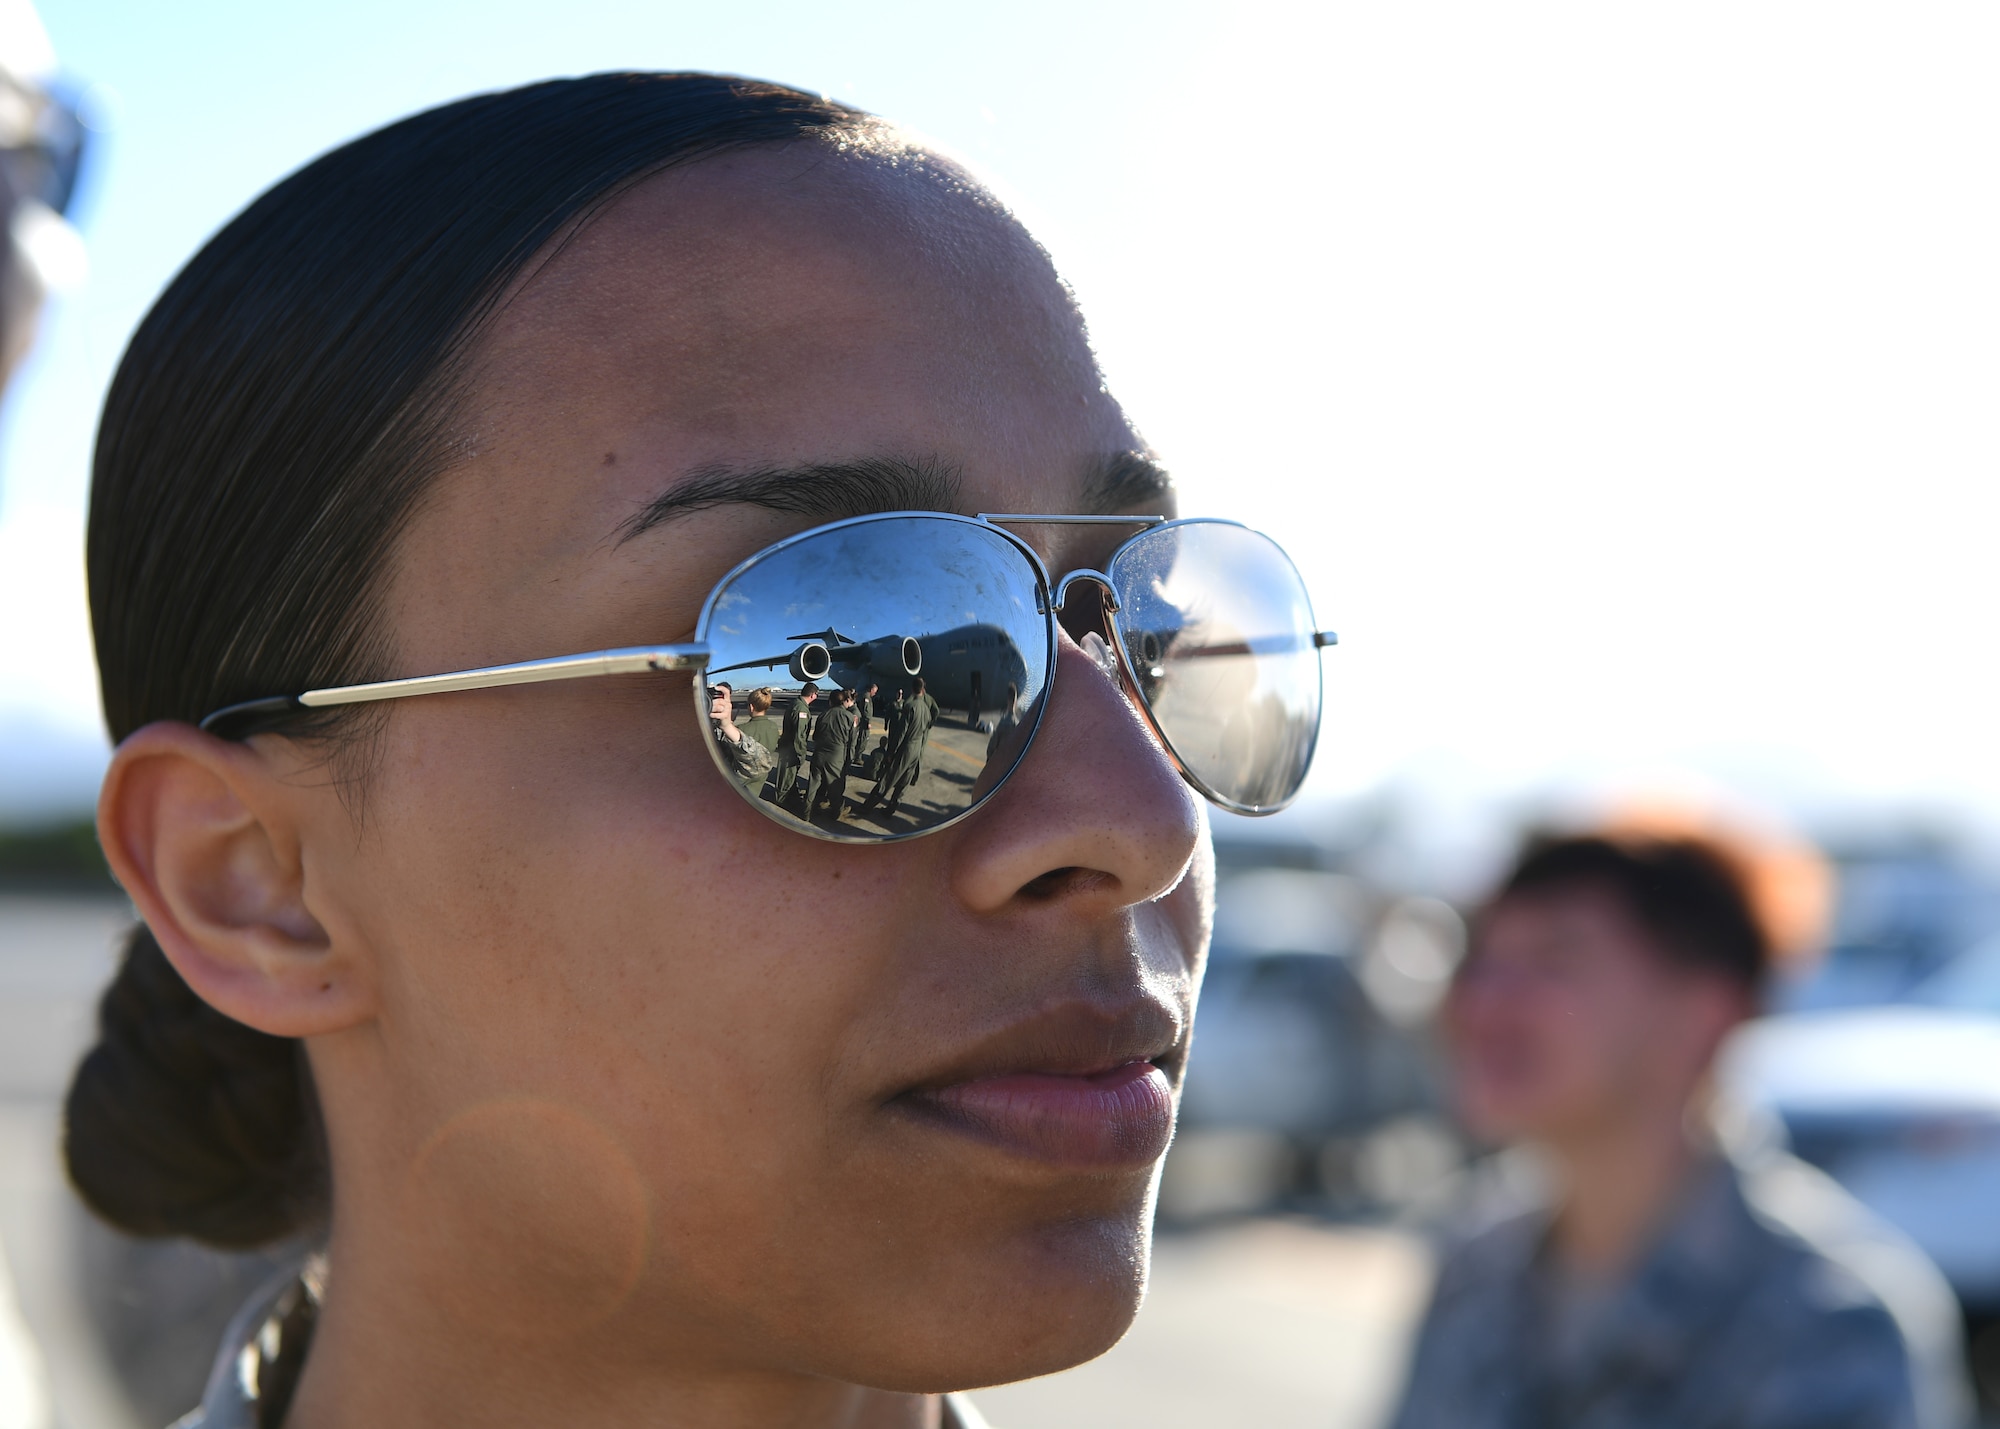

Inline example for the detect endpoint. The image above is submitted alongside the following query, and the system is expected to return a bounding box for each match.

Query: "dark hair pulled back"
[67,73,871,1248]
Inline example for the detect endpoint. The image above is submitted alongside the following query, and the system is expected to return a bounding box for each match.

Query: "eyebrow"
[612,450,1173,545]
[614,456,958,545]
[1081,449,1176,516]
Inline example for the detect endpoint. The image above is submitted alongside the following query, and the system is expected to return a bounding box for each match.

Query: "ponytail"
[65,924,326,1248]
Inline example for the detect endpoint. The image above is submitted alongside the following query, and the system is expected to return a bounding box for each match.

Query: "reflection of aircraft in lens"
[711,623,1030,721]
[1116,617,1318,809]
[1122,623,1316,679]
[908,624,1030,722]
[709,628,924,687]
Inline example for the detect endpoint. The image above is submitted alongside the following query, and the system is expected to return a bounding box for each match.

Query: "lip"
[891,996,1187,1171]
[903,1060,1177,1170]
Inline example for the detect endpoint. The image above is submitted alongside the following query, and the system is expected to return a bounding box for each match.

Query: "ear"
[98,721,374,1038]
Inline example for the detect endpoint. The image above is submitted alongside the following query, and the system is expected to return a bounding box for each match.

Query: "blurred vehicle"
[1913,932,2000,1017]
[1723,1002,2000,1309]
[1779,836,2000,1012]
[1163,854,1465,1220]
[1724,936,2000,1407]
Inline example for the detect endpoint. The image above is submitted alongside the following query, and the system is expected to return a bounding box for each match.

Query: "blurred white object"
[1359,896,1465,1028]
[1723,1005,2000,1309]
[1209,869,1365,957]
[0,1242,51,1429]
[10,197,83,291]
[0,0,54,82]
[0,9,73,1429]
[0,0,87,385]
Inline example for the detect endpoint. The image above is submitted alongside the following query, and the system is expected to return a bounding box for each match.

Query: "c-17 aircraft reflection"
[708,627,920,688]
[708,623,1032,721]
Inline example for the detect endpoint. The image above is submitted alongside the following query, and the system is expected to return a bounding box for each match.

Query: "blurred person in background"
[0,3,81,1426]
[0,0,83,392]
[1390,823,1972,1429]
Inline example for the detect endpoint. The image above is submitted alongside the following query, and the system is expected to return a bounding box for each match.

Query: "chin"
[1456,1091,1540,1145]
[843,1204,1154,1394]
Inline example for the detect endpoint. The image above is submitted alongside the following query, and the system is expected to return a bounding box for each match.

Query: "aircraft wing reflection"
[711,623,1033,720]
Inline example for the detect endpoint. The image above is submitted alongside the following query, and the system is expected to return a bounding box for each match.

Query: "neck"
[287,1243,945,1429]
[1545,1106,1704,1278]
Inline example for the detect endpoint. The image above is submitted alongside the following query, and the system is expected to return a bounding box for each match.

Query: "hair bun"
[64,925,326,1248]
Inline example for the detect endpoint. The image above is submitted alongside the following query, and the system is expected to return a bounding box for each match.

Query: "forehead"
[391,140,1150,664]
[1478,887,1652,957]
[464,139,1129,511]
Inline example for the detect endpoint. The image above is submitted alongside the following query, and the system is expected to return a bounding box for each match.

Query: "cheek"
[339,690,898,1153]
[1449,984,1607,1102]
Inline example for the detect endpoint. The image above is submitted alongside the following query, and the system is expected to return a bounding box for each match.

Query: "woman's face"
[294,144,1211,1389]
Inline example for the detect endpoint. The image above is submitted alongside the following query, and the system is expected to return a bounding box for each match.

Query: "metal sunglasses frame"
[200,512,1340,840]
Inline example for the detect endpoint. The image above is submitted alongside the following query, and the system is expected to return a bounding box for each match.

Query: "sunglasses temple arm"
[295,644,712,709]
[1314,631,1339,648]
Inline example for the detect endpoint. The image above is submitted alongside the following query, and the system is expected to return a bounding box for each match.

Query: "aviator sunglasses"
[201,513,1339,843]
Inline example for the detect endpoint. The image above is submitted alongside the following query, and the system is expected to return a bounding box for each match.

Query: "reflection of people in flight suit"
[986,682,1022,761]
[849,681,877,771]
[737,688,782,791]
[864,679,939,819]
[869,688,906,781]
[806,688,857,821]
[772,682,817,806]
[739,687,781,758]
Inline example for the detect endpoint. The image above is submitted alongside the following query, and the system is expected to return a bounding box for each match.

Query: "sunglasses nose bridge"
[1050,569,1120,615]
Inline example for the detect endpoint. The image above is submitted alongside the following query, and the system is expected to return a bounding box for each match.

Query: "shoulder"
[1731,1151,1971,1427]
[1425,1203,1543,1310]
[1417,1148,1555,1304]
[1387,1209,1539,1429]
[1735,1152,1949,1339]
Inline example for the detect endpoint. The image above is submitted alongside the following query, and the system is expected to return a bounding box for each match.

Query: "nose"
[950,629,1205,915]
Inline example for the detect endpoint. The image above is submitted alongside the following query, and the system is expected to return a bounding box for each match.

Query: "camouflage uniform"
[1389,1150,1972,1429]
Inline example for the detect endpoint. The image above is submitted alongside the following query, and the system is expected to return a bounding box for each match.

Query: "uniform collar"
[174,1258,997,1429]
[1524,1155,1769,1390]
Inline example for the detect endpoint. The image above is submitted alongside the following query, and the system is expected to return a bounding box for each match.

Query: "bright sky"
[3,2,1998,837]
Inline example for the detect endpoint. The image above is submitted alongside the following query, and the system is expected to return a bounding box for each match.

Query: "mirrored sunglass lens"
[1108,522,1322,812]
[701,517,1051,841]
